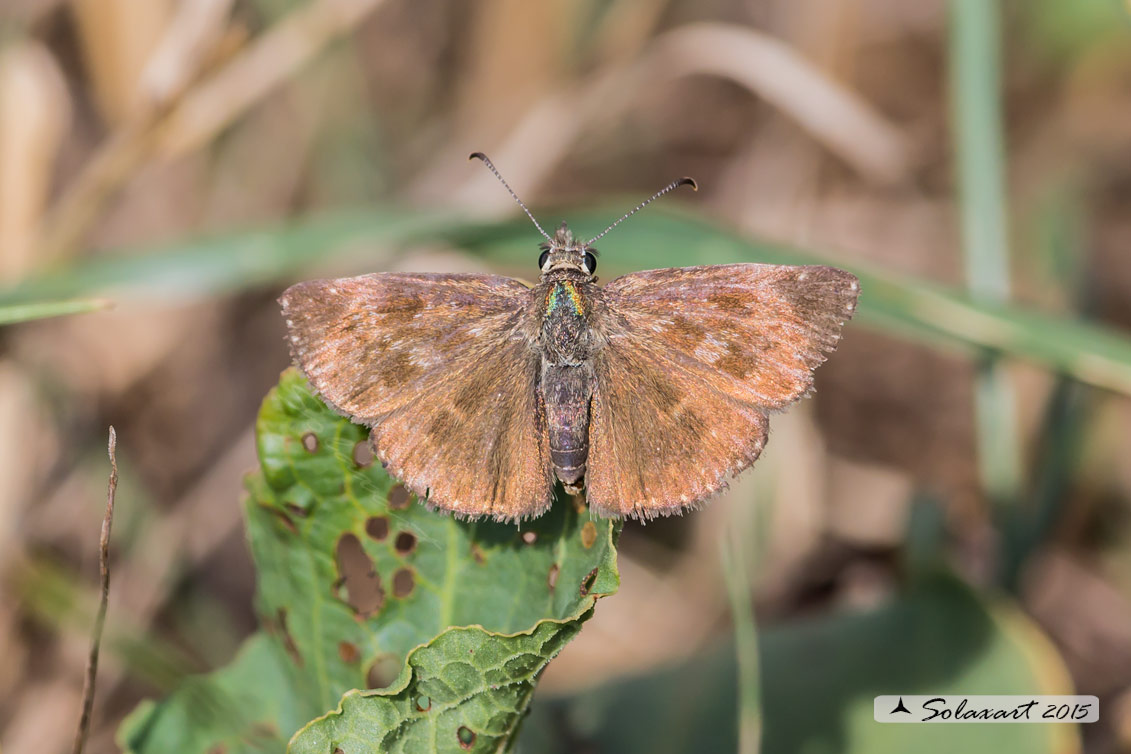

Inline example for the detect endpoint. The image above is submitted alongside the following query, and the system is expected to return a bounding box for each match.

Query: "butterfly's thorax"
[538,270,597,490]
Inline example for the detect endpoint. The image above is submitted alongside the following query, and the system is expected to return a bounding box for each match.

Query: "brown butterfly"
[280,153,859,522]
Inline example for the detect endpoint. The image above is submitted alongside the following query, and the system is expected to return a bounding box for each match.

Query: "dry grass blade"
[154,0,389,158]
[38,0,387,263]
[427,20,912,209]
[649,23,914,185]
[71,426,117,754]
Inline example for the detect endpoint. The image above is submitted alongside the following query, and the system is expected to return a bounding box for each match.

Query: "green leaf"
[117,634,298,754]
[120,369,620,753]
[0,209,469,305]
[290,617,591,753]
[0,297,110,325]
[519,573,1077,754]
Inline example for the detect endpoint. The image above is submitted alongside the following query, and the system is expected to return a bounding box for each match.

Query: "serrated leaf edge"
[286,575,616,751]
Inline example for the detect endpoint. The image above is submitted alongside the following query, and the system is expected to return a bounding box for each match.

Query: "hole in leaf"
[547,563,560,591]
[580,521,597,548]
[301,432,319,453]
[392,567,415,598]
[335,534,384,618]
[394,531,417,555]
[353,440,374,468]
[457,726,476,749]
[366,653,401,689]
[521,531,537,545]
[579,567,599,596]
[276,609,302,667]
[272,510,297,534]
[387,484,412,510]
[365,516,389,541]
[416,695,431,712]
[338,641,360,664]
[334,748,344,754]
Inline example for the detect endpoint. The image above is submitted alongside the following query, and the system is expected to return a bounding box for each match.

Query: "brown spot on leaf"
[366,516,389,541]
[580,521,597,549]
[272,510,297,533]
[548,563,560,591]
[580,567,599,596]
[521,530,537,545]
[276,608,302,667]
[353,440,374,468]
[470,542,486,565]
[392,567,415,598]
[366,653,401,689]
[301,432,318,453]
[284,502,308,518]
[338,641,360,664]
[249,722,278,740]
[394,531,417,555]
[335,533,384,618]
[457,726,476,749]
[387,484,412,510]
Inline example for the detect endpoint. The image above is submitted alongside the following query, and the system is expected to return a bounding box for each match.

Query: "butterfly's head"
[538,221,597,279]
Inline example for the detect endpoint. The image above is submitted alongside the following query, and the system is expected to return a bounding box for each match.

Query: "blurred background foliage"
[1,0,1131,752]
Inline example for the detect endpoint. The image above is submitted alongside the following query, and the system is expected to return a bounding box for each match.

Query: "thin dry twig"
[71,425,117,754]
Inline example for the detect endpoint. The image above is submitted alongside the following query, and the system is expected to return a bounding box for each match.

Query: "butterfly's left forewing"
[585,264,858,518]
[280,273,553,521]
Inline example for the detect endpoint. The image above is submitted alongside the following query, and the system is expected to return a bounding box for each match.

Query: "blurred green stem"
[721,529,761,754]
[949,0,1023,510]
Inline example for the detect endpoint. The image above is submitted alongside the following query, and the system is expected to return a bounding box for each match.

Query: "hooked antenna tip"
[679,177,698,192]
[469,151,488,162]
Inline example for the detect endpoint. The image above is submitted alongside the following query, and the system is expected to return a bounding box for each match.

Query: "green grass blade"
[949,0,1023,508]
[6,208,1131,396]
[720,532,761,754]
[0,297,111,325]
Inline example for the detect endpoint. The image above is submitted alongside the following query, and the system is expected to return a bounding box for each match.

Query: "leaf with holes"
[120,368,620,753]
[289,617,591,753]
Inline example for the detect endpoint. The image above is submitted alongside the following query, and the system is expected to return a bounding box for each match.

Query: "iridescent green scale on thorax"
[546,281,585,317]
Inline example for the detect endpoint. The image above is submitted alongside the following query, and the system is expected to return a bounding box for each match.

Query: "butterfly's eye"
[538,250,550,269]
[582,251,598,274]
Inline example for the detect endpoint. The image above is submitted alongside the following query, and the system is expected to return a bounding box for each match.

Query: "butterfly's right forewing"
[280,273,554,521]
[585,264,858,518]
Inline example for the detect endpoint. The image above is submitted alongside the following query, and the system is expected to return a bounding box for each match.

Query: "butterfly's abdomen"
[542,364,591,488]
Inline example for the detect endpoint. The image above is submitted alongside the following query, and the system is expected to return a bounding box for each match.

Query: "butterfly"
[280,153,859,522]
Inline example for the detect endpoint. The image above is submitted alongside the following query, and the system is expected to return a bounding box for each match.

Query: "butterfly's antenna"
[586,177,697,246]
[469,152,552,243]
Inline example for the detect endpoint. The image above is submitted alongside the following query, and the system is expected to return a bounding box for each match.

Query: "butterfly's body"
[540,270,598,491]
